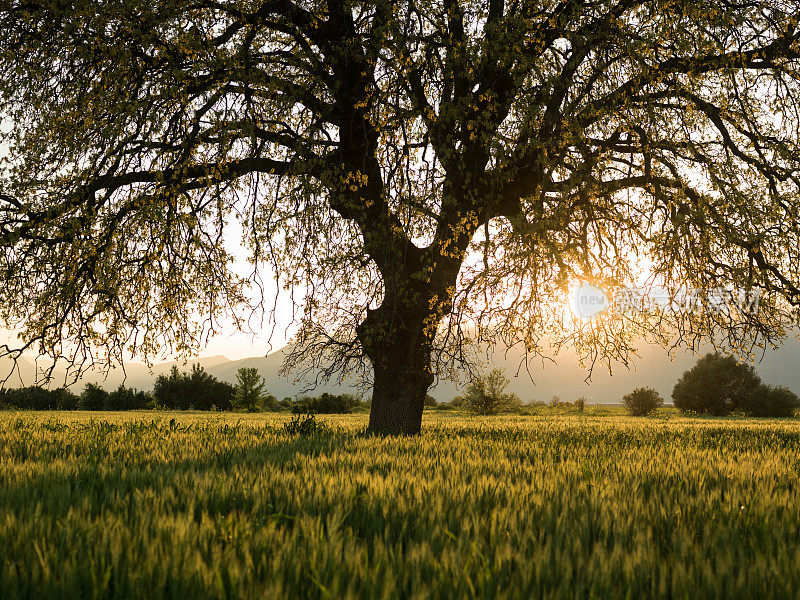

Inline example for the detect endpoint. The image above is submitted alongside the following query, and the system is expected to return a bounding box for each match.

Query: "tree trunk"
[359,299,437,435]
[358,238,464,435]
[367,348,434,435]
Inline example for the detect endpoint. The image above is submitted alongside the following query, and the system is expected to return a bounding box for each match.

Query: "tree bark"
[359,294,437,435]
[367,343,434,435]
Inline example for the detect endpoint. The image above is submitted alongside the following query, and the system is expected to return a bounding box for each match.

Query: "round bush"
[740,385,800,418]
[672,353,761,416]
[623,387,663,416]
[78,383,109,410]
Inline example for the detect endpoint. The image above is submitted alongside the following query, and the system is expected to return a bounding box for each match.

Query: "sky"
[0,254,299,362]
[0,122,295,361]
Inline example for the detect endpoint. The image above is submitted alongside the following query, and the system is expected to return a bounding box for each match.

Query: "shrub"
[433,402,455,410]
[449,395,466,408]
[672,353,761,416]
[548,395,573,409]
[153,365,235,410]
[575,397,587,413]
[292,392,355,414]
[740,385,800,418]
[464,369,521,415]
[424,394,438,408]
[283,413,329,436]
[339,394,365,411]
[51,387,80,410]
[623,387,663,416]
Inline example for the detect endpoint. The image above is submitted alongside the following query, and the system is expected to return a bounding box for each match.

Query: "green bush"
[740,385,800,418]
[464,369,521,415]
[449,395,466,408]
[78,383,109,410]
[672,353,761,416]
[292,393,358,414]
[623,387,663,416]
[283,413,329,436]
[51,387,80,410]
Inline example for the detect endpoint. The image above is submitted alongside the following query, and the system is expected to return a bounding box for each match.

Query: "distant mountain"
[234,336,800,403]
[3,337,799,404]
[0,355,66,388]
[206,352,370,400]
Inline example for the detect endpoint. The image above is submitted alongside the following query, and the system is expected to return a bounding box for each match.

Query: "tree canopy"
[1,0,799,432]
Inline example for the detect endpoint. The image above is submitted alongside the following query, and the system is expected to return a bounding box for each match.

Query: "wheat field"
[1,411,799,599]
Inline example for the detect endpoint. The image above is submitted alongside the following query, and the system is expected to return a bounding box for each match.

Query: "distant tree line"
[430,371,589,415]
[4,355,795,419]
[0,365,370,414]
[291,393,366,414]
[621,353,800,418]
[0,383,153,411]
[429,354,799,419]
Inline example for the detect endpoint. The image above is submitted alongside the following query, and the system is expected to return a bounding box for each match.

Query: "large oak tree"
[1,0,799,433]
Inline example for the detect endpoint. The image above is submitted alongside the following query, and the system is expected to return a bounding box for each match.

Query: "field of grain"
[1,410,799,599]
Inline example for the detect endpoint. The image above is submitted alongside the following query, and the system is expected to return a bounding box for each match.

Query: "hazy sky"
[1,123,297,361]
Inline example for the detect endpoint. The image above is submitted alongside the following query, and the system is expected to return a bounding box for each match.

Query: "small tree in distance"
[465,369,521,415]
[623,388,663,417]
[78,383,109,411]
[233,367,276,412]
[450,396,466,409]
